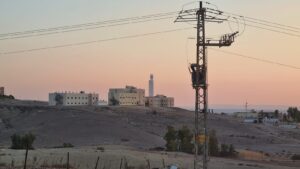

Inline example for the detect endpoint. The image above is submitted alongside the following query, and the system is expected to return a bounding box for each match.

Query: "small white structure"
[108,86,145,106]
[49,91,99,106]
[145,95,174,107]
[0,87,4,96]
[98,100,108,106]
[149,74,154,97]
[234,112,258,118]
[263,117,279,125]
[243,117,258,123]
[279,122,298,129]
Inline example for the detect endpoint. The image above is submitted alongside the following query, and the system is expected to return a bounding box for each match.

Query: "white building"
[149,74,154,97]
[145,95,174,107]
[49,91,99,106]
[108,86,145,106]
[0,87,4,96]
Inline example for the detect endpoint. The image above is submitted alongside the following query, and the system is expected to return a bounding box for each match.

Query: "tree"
[54,94,63,105]
[0,94,15,100]
[164,126,193,153]
[10,133,36,150]
[8,95,15,99]
[209,130,219,156]
[287,107,300,122]
[109,96,119,106]
[177,126,193,153]
[220,144,229,157]
[164,126,177,151]
[228,144,236,156]
[274,110,279,118]
[10,134,22,149]
[283,114,288,122]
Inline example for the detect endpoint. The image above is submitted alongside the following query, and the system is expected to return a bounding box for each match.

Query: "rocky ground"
[0,99,299,168]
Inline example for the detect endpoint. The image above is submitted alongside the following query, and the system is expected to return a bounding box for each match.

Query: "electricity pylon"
[175,2,238,169]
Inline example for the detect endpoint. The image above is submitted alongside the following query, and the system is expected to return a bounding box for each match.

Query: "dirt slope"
[0,100,299,156]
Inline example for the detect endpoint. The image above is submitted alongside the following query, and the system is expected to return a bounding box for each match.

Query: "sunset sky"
[0,0,299,108]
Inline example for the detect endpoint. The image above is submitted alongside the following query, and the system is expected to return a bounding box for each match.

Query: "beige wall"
[108,86,145,106]
[145,95,174,107]
[49,92,98,106]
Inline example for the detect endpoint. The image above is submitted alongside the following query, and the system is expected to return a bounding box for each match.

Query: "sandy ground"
[0,146,299,169]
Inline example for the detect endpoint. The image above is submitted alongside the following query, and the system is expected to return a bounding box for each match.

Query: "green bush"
[209,130,219,156]
[62,143,74,148]
[164,127,237,158]
[219,144,236,157]
[287,107,300,122]
[10,133,35,150]
[96,147,105,152]
[164,126,193,153]
[177,126,193,153]
[53,143,74,148]
[164,126,178,151]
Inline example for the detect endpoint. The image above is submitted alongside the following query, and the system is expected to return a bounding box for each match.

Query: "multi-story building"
[49,91,99,106]
[108,86,145,106]
[0,87,4,96]
[145,95,174,107]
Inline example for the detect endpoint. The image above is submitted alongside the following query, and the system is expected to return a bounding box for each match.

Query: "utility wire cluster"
[0,11,179,41]
[206,7,300,38]
[0,5,299,70]
[0,6,299,41]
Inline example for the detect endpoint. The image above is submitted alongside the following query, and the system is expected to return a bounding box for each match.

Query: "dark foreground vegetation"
[10,133,35,150]
[164,126,237,158]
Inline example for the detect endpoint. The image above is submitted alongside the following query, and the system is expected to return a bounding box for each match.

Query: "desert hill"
[0,99,299,156]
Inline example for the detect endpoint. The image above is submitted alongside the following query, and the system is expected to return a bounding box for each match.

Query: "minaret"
[149,74,154,97]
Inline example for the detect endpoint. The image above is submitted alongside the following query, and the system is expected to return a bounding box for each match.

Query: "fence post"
[146,159,150,169]
[162,158,166,168]
[119,158,123,169]
[94,156,100,169]
[23,144,29,169]
[66,152,69,169]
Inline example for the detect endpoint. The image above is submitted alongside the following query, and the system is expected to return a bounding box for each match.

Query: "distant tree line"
[164,126,236,157]
[245,107,300,122]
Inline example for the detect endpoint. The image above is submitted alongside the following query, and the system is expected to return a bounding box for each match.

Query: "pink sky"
[0,0,299,107]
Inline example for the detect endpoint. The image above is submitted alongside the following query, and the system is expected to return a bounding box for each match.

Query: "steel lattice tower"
[175,1,238,169]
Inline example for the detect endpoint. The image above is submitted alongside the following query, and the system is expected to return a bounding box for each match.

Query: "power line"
[210,48,300,70]
[0,16,175,41]
[205,10,300,37]
[206,8,300,31]
[0,11,179,39]
[204,11,300,38]
[0,27,192,55]
[1,7,299,41]
[227,20,300,38]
